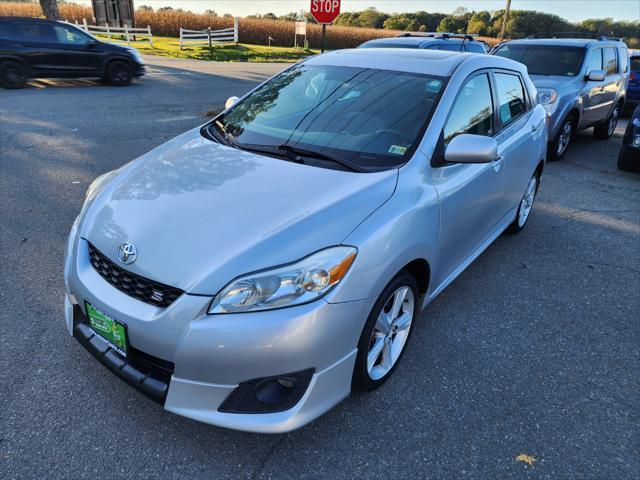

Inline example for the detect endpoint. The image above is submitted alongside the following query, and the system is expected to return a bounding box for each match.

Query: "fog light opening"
[255,377,298,404]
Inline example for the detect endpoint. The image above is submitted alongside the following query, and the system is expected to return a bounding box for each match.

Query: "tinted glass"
[584,48,603,73]
[465,43,486,53]
[53,25,90,45]
[217,65,445,169]
[0,22,55,42]
[444,74,493,144]
[495,73,527,126]
[438,42,465,52]
[631,56,640,72]
[494,44,585,76]
[603,47,618,75]
[359,42,419,49]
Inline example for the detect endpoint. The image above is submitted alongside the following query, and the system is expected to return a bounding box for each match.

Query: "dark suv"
[0,17,145,88]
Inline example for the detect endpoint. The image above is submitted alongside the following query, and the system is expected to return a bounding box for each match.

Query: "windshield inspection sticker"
[389,145,407,155]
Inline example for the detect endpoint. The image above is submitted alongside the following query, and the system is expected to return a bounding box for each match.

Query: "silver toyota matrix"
[64,49,547,433]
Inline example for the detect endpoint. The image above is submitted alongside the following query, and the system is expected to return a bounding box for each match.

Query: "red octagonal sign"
[311,0,341,24]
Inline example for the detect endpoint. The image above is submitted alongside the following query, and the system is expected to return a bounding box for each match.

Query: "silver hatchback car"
[64,49,547,433]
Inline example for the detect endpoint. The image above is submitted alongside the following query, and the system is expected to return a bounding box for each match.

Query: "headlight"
[209,246,357,314]
[537,88,558,105]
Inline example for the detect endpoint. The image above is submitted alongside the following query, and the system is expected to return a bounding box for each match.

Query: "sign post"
[310,0,341,53]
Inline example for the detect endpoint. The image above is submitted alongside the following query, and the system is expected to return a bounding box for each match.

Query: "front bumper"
[64,238,375,433]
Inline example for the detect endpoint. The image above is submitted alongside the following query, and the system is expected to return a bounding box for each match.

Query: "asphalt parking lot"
[1,56,638,480]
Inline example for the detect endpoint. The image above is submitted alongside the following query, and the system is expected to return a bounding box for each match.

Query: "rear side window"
[0,22,23,41]
[620,48,629,73]
[1,22,56,42]
[603,47,618,75]
[584,48,603,73]
[443,73,494,144]
[494,73,527,127]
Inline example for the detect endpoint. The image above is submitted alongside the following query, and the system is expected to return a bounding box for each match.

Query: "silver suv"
[493,34,630,160]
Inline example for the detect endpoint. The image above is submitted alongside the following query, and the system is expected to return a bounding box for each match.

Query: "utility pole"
[499,0,512,41]
[39,0,60,20]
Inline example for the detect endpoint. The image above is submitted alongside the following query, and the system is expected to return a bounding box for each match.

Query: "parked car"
[359,33,487,53]
[627,54,640,109]
[492,33,630,160]
[618,105,640,171]
[0,16,145,88]
[64,48,547,433]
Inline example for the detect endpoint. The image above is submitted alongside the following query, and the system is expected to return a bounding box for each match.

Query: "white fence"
[179,18,239,50]
[75,19,154,47]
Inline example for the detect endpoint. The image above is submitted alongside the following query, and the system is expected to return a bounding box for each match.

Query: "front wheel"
[106,60,133,86]
[548,116,574,161]
[594,104,621,140]
[506,173,539,234]
[352,271,418,391]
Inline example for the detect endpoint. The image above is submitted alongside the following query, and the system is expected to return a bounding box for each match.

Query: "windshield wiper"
[276,144,364,173]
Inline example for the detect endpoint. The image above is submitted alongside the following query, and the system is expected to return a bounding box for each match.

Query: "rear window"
[632,56,640,72]
[465,43,486,53]
[359,42,419,49]
[437,42,466,52]
[494,44,585,77]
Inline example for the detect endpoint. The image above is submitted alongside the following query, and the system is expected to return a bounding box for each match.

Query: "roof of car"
[362,36,479,47]
[501,38,621,48]
[0,16,61,24]
[304,48,524,77]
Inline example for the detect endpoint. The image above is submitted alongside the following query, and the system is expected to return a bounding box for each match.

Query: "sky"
[73,1,640,22]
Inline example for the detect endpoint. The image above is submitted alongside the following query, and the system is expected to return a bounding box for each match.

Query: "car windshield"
[494,44,585,76]
[208,64,445,171]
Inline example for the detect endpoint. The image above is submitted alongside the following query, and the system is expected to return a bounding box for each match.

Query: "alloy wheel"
[607,107,620,136]
[556,120,572,156]
[518,176,538,228]
[367,286,415,381]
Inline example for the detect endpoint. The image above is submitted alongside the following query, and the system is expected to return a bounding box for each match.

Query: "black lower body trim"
[72,306,173,404]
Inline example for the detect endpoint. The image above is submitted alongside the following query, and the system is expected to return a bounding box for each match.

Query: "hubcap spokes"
[367,286,415,380]
[518,176,537,227]
[608,108,619,136]
[557,121,572,155]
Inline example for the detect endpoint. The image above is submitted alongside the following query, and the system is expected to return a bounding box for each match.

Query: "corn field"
[0,2,498,49]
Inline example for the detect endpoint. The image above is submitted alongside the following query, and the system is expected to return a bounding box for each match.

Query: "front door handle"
[492,155,504,172]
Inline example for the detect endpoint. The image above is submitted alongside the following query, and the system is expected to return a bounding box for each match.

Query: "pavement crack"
[249,436,285,480]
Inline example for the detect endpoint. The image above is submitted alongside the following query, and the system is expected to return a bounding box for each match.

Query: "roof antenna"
[460,17,470,52]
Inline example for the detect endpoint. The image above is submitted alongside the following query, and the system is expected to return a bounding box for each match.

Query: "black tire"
[505,172,540,234]
[352,271,419,391]
[548,115,574,161]
[0,61,27,89]
[106,60,133,86]
[594,103,621,140]
[617,148,639,172]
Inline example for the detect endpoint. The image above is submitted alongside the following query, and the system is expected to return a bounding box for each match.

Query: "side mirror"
[586,69,606,82]
[225,96,240,109]
[444,134,498,164]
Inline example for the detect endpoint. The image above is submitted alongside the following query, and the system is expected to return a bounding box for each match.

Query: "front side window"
[494,73,527,127]
[584,48,603,74]
[53,25,91,45]
[494,44,585,77]
[603,47,618,75]
[212,64,445,170]
[443,73,494,145]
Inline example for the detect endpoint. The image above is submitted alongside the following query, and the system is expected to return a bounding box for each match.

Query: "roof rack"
[526,32,621,41]
[397,32,478,41]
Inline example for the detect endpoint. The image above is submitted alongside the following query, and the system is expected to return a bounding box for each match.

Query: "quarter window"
[494,73,527,127]
[443,74,494,145]
[603,47,618,75]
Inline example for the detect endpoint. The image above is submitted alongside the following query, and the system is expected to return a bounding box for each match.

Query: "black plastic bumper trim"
[72,306,173,405]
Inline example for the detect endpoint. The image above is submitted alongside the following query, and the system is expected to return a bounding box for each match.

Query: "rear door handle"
[531,121,544,132]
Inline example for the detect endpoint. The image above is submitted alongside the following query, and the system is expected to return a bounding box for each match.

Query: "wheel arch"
[0,55,31,73]
[400,258,431,299]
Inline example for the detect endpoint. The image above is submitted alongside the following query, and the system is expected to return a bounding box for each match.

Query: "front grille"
[88,243,184,308]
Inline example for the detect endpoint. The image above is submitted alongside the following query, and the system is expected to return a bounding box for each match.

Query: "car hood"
[81,128,398,295]
[529,74,572,89]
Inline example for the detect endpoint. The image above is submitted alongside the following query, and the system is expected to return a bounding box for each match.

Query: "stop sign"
[310,0,341,24]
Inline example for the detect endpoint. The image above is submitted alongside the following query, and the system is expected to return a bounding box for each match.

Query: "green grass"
[97,35,318,62]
